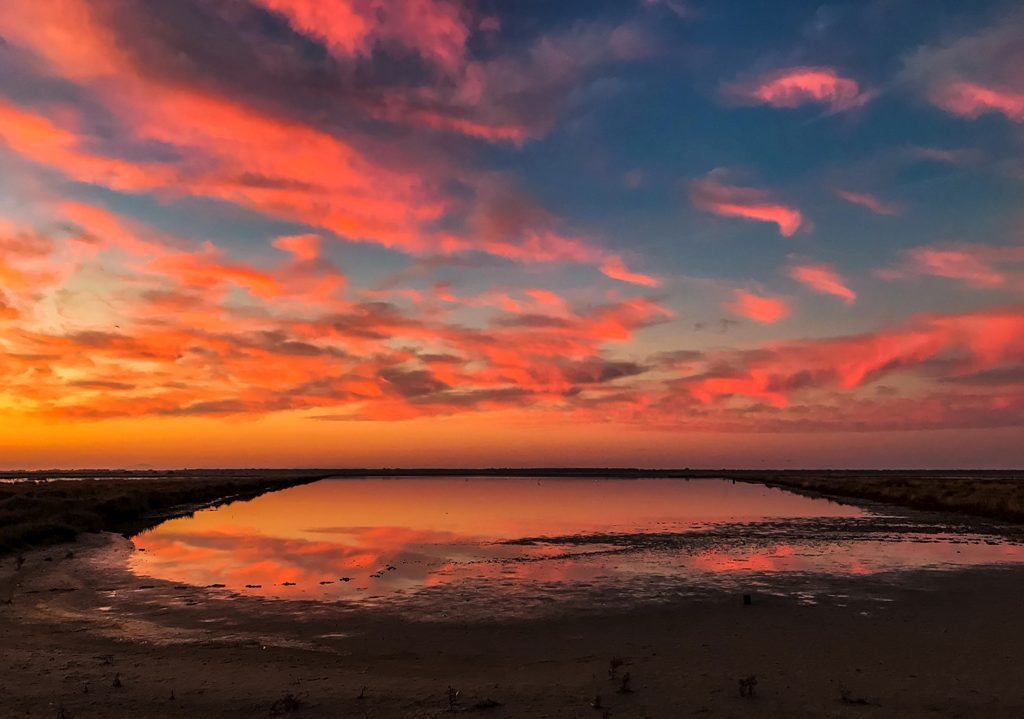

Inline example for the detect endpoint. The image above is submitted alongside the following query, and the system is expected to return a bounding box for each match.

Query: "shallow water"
[129,477,1024,613]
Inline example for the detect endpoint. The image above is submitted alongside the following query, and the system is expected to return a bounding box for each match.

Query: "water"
[129,477,1024,614]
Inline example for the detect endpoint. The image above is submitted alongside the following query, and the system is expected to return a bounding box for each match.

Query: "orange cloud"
[788,263,856,304]
[724,67,871,113]
[664,305,1024,420]
[274,234,322,263]
[727,290,790,324]
[0,292,18,321]
[599,257,660,287]
[0,196,672,424]
[688,370,789,408]
[691,174,804,237]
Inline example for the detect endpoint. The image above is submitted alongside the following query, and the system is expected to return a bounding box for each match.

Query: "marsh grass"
[763,475,1024,523]
[0,472,327,555]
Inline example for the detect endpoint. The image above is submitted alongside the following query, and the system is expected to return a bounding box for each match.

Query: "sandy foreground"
[1,532,1022,719]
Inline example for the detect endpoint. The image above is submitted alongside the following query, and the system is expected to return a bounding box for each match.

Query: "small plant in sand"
[738,675,757,697]
[269,692,303,715]
[839,685,870,705]
[446,685,461,711]
[608,657,624,679]
[15,555,25,570]
[356,685,366,700]
[617,672,632,694]
[112,673,123,689]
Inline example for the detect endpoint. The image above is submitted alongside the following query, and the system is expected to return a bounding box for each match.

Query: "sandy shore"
[2,532,1023,718]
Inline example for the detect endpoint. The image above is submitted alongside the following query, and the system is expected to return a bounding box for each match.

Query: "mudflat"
[2,532,1022,719]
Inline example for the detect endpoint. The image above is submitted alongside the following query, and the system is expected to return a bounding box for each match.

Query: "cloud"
[723,67,872,113]
[2,0,1022,443]
[0,195,673,423]
[0,0,651,284]
[641,0,695,20]
[599,257,660,287]
[880,243,1024,288]
[901,8,1024,123]
[250,0,471,73]
[466,182,658,285]
[690,172,805,237]
[726,290,790,324]
[274,234,322,263]
[929,81,1024,122]
[662,304,1024,425]
[0,291,19,320]
[834,189,902,216]
[787,263,855,304]
[906,146,975,166]
[3,215,1023,435]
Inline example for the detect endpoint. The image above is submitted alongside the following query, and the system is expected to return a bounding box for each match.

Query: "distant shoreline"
[3,466,1022,481]
[2,468,1022,556]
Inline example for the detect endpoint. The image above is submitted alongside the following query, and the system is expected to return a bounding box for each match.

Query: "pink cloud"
[930,81,1024,122]
[724,67,871,113]
[880,244,1024,288]
[908,146,975,166]
[905,247,1005,287]
[727,290,790,324]
[788,263,856,304]
[901,9,1024,126]
[690,174,805,237]
[251,0,471,74]
[834,189,902,216]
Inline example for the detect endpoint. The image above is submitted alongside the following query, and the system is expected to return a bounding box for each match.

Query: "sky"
[0,0,1023,469]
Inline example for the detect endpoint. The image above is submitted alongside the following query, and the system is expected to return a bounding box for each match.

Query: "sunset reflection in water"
[129,478,1023,601]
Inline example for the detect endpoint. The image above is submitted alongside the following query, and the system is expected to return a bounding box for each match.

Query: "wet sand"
[3,532,1023,718]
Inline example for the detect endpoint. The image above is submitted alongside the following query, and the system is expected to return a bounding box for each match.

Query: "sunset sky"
[1,0,1023,469]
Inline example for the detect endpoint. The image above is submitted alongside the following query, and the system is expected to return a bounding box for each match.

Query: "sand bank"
[2,531,1022,718]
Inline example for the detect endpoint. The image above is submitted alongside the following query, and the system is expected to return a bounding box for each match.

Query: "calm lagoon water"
[129,477,1024,611]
